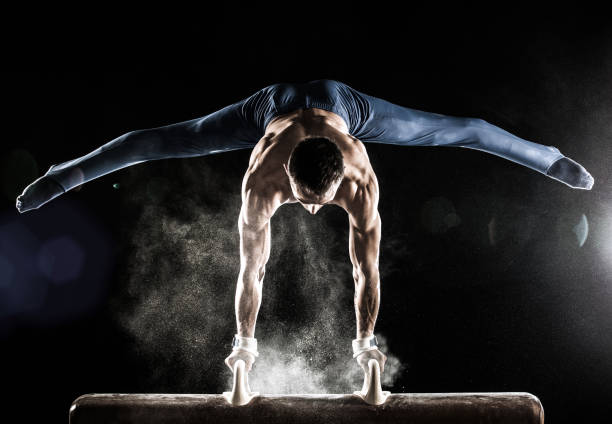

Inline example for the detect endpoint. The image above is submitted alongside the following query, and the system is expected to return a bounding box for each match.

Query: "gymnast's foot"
[546,157,594,190]
[16,176,65,213]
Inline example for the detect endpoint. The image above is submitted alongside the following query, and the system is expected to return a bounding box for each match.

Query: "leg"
[340,84,593,189]
[16,93,266,213]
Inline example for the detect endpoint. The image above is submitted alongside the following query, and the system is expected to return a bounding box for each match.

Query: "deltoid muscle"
[16,79,593,213]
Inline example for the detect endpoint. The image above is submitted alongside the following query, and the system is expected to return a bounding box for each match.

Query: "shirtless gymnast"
[15,79,594,379]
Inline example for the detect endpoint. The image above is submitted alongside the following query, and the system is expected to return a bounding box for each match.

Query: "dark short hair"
[288,137,344,196]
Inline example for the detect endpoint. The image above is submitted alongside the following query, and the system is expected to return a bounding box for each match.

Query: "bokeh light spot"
[37,236,85,283]
[488,217,497,246]
[573,214,589,247]
[0,254,15,288]
[421,196,461,234]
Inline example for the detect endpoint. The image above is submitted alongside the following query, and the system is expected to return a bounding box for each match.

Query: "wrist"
[231,334,259,357]
[352,334,378,358]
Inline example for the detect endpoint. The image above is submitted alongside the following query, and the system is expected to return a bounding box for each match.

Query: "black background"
[2,5,611,423]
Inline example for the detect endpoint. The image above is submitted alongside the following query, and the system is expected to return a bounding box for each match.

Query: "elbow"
[364,267,380,284]
[239,264,265,285]
[353,265,380,286]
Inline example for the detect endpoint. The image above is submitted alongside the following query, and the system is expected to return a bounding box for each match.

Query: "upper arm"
[347,178,381,277]
[238,186,273,275]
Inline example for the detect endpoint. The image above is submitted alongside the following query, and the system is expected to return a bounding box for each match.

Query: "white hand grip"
[222,359,258,406]
[353,358,390,405]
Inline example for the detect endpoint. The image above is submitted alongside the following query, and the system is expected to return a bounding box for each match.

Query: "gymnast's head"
[283,137,344,215]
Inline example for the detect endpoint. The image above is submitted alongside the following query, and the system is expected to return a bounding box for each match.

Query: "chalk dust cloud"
[112,154,403,394]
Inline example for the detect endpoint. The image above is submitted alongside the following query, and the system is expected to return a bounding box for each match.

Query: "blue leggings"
[45,79,567,192]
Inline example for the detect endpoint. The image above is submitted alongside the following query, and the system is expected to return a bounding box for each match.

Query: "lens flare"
[572,214,589,248]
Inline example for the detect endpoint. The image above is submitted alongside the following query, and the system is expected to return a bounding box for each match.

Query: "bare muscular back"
[240,107,379,224]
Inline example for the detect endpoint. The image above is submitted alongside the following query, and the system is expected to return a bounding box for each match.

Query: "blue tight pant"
[43,79,577,193]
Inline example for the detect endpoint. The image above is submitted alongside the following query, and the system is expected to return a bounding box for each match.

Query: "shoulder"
[240,169,287,228]
[246,133,276,172]
[333,135,380,229]
[339,173,380,232]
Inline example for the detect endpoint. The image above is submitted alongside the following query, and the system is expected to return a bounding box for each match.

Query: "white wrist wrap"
[352,335,378,358]
[232,334,259,357]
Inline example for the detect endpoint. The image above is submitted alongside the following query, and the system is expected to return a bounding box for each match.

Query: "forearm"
[354,270,380,339]
[235,268,263,337]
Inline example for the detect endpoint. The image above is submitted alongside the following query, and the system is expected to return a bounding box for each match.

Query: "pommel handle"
[354,358,390,405]
[223,359,258,406]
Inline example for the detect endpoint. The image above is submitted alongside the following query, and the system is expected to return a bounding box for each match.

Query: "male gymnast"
[15,79,594,379]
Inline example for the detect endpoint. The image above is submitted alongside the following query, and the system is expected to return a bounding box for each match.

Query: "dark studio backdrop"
[1,6,611,423]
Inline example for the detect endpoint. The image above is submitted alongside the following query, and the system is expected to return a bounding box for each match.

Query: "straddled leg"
[340,83,593,189]
[16,95,265,213]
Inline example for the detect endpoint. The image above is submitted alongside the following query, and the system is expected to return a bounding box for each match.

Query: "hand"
[356,348,387,374]
[224,349,256,373]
